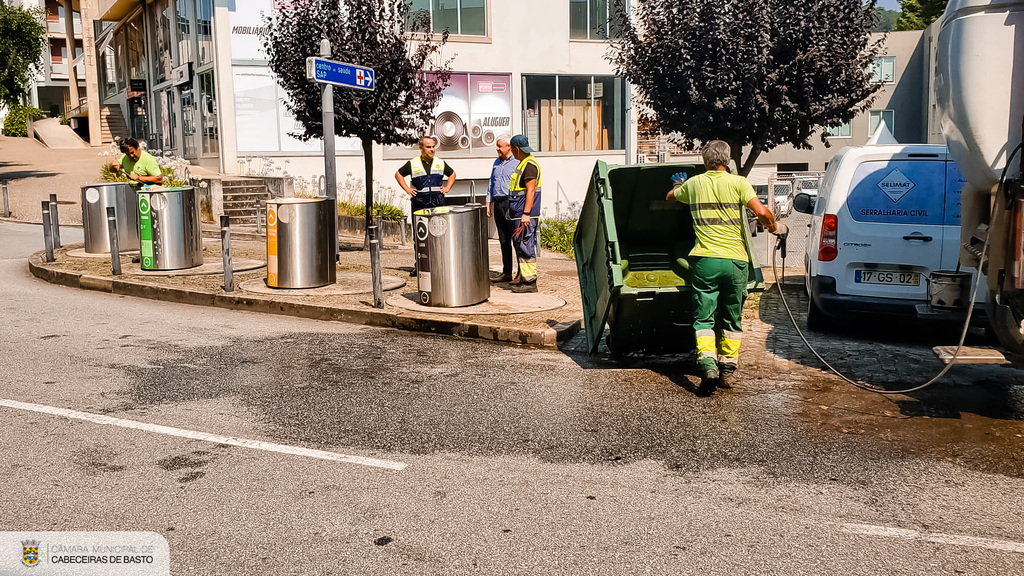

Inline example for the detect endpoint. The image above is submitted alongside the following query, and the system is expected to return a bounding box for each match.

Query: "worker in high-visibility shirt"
[506,134,542,293]
[395,135,456,276]
[666,140,786,393]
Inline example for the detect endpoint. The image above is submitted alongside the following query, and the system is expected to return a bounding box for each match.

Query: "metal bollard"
[1,180,10,218]
[221,215,234,292]
[369,224,384,308]
[400,218,407,245]
[106,206,121,276]
[256,202,263,235]
[48,193,61,248]
[41,201,54,262]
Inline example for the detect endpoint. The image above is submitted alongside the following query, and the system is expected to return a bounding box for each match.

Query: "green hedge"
[2,105,45,137]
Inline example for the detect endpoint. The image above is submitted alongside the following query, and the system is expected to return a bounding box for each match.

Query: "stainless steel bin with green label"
[574,161,765,355]
[137,186,203,271]
[81,182,140,253]
[413,204,489,307]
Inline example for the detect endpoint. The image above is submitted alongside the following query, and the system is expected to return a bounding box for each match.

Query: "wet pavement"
[4,221,1024,574]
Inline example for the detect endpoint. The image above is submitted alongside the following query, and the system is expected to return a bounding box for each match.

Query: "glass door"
[199,70,219,156]
[180,84,197,158]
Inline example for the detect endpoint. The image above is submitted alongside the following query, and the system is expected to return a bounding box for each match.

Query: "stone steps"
[100,104,130,143]
[220,178,270,224]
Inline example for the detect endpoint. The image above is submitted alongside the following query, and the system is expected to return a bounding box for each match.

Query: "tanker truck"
[935,0,1024,354]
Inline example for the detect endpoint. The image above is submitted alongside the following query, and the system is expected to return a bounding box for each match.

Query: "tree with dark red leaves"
[262,0,451,226]
[611,0,883,175]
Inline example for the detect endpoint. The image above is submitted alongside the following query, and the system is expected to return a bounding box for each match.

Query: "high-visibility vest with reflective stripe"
[680,171,751,262]
[409,155,447,193]
[509,155,542,217]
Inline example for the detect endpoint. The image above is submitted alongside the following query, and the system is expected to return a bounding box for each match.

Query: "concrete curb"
[28,251,580,348]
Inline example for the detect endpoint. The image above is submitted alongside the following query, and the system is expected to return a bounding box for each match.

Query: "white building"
[84,0,633,219]
[9,0,85,119]
[69,1,939,218]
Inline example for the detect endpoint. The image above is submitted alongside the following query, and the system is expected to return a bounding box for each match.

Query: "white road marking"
[0,398,407,471]
[841,523,1024,554]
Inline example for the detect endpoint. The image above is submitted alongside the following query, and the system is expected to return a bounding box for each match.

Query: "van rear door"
[840,158,947,301]
[942,161,967,267]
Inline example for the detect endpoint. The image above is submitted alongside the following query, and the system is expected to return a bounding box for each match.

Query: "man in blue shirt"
[486,135,518,282]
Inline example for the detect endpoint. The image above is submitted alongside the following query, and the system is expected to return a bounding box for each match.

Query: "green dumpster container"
[573,160,765,355]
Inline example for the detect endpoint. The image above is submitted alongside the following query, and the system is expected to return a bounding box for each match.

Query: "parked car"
[774,193,791,218]
[793,143,984,330]
[748,185,769,234]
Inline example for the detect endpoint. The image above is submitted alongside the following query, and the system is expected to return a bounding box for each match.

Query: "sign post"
[306,41,383,307]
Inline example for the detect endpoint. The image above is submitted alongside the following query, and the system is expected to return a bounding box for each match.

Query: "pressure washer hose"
[769,230,990,395]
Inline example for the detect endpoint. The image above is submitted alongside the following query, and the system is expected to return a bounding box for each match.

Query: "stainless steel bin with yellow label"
[413,204,489,307]
[81,182,140,253]
[137,186,204,270]
[266,197,334,289]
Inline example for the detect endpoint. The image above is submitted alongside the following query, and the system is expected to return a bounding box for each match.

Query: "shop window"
[869,109,895,135]
[827,122,851,138]
[114,26,127,92]
[871,56,895,84]
[386,72,513,159]
[126,17,146,83]
[523,74,625,152]
[150,0,173,83]
[406,0,485,36]
[570,0,618,40]
[99,43,117,98]
[177,0,192,64]
[197,0,214,65]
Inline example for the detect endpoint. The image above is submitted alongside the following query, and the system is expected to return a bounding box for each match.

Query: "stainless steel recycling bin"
[138,186,203,270]
[413,204,489,307]
[81,182,140,253]
[266,197,335,289]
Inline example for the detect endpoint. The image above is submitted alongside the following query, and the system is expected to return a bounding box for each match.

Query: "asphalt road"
[2,221,1023,575]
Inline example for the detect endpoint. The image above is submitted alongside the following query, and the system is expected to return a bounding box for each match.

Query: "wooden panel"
[541,99,557,152]
[558,99,570,151]
[583,99,594,150]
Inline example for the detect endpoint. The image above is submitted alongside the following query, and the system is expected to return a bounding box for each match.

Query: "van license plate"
[855,270,920,286]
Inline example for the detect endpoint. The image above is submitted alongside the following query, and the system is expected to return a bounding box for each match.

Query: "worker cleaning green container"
[573,159,768,357]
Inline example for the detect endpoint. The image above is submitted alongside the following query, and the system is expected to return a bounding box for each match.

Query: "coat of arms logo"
[21,539,41,567]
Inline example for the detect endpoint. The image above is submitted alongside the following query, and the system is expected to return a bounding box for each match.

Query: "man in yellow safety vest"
[507,134,542,293]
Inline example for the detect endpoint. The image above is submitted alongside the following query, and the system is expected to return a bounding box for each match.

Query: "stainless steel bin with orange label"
[266,197,334,289]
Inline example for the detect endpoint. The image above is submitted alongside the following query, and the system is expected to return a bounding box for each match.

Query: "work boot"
[698,367,720,395]
[718,364,737,389]
[509,273,523,285]
[491,273,513,283]
[511,281,537,294]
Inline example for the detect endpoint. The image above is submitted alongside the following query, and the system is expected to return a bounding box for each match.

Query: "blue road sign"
[305,57,375,91]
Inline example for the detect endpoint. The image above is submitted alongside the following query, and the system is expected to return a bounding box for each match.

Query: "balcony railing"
[49,61,85,78]
[46,19,82,35]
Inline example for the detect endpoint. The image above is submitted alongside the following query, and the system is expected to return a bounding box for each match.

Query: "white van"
[794,144,982,329]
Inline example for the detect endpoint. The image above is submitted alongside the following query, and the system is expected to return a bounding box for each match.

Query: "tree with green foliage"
[895,0,948,30]
[874,7,899,31]
[612,0,883,176]
[0,2,47,109]
[262,0,451,228]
